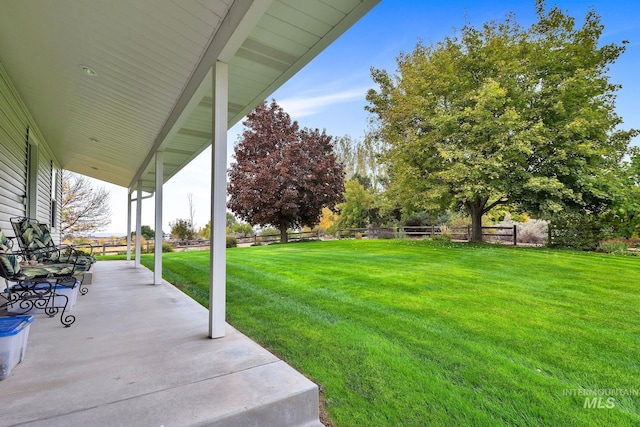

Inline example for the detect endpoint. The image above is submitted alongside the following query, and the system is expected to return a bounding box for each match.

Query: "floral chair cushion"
[17,263,75,281]
[1,227,76,281]
[11,218,95,271]
[0,229,21,278]
[17,219,53,262]
[19,219,46,247]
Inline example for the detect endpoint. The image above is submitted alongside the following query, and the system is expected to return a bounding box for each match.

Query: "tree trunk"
[280,225,288,243]
[465,199,486,242]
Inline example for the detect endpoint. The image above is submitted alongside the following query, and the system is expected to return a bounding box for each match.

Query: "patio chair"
[10,217,94,295]
[0,228,76,327]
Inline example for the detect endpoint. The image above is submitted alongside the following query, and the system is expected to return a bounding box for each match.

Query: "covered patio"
[0,0,379,336]
[1,261,321,426]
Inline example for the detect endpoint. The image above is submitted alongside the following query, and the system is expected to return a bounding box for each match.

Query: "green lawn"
[140,240,640,426]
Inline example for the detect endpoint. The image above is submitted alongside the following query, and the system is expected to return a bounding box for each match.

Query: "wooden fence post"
[513,225,517,246]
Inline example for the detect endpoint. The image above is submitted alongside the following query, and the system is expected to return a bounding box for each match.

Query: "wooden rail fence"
[235,230,321,245]
[93,230,323,255]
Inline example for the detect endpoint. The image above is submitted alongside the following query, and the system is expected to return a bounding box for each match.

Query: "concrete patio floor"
[0,261,323,427]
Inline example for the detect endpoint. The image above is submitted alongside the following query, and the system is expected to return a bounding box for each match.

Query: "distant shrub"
[495,214,548,245]
[548,213,606,251]
[226,236,238,248]
[448,212,472,227]
[439,225,453,239]
[625,236,640,248]
[430,229,453,246]
[355,232,363,240]
[597,239,636,256]
[146,242,174,253]
[260,227,280,236]
[517,220,547,245]
[401,212,431,234]
[378,230,395,239]
[314,227,326,238]
[432,233,452,242]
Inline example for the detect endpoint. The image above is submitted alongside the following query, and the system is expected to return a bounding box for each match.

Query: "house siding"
[0,61,61,242]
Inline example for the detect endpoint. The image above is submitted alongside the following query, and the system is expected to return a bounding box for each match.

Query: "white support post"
[135,182,142,268]
[126,191,132,261]
[154,151,164,285]
[209,60,228,339]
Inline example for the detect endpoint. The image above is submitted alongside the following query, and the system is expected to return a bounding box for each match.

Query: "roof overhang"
[0,0,379,193]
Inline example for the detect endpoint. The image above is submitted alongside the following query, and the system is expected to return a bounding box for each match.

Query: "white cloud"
[278,87,370,118]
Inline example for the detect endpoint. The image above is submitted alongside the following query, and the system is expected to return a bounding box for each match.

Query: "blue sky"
[274,0,640,140]
[99,0,640,235]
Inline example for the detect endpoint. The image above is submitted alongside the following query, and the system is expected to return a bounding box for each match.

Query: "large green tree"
[366,0,635,241]
[336,178,374,230]
[603,147,640,238]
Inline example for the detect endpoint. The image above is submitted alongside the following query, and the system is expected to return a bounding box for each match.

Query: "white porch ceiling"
[0,0,379,193]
